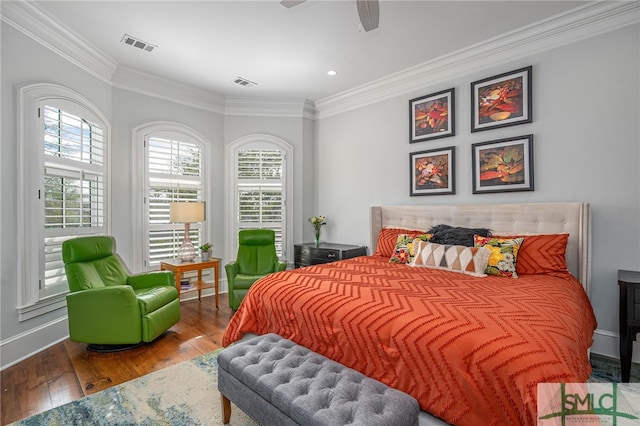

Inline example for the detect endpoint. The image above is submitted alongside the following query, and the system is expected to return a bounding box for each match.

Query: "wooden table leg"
[214,263,219,309]
[174,270,181,291]
[620,326,639,382]
[197,269,202,301]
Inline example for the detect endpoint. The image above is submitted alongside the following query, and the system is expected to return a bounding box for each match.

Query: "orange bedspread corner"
[222,255,597,425]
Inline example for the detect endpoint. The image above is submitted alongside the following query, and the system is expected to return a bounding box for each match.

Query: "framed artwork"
[470,66,532,132]
[409,88,455,143]
[471,135,534,194]
[410,146,455,196]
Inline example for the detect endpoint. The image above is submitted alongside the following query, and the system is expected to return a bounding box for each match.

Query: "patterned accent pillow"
[389,233,432,264]
[374,227,424,258]
[473,235,525,278]
[491,234,569,275]
[409,240,491,277]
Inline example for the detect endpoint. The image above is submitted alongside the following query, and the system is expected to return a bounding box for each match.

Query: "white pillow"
[409,240,491,277]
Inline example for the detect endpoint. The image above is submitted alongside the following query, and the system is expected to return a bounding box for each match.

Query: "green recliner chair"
[225,229,287,311]
[62,235,181,350]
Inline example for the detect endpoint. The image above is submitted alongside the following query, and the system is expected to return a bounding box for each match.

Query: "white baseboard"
[591,328,640,363]
[0,316,69,371]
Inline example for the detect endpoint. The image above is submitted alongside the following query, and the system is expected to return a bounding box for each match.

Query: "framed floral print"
[410,146,455,196]
[471,135,534,194]
[470,66,532,132]
[409,88,455,142]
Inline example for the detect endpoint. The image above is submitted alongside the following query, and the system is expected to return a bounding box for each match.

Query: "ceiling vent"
[233,77,257,88]
[121,34,156,52]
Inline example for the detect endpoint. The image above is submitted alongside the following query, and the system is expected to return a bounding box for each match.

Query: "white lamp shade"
[170,202,205,223]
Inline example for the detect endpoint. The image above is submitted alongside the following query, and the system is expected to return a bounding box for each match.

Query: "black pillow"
[427,224,492,247]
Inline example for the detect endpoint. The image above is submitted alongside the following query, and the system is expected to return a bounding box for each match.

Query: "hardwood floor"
[0,295,234,425]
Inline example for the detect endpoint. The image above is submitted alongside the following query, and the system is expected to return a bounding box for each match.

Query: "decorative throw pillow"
[491,233,569,274]
[389,233,432,264]
[428,224,492,247]
[374,227,424,258]
[473,235,525,278]
[409,240,491,277]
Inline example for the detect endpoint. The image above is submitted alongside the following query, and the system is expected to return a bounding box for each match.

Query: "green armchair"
[62,236,180,350]
[225,229,287,310]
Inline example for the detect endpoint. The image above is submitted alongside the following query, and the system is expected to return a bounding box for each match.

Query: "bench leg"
[221,393,232,424]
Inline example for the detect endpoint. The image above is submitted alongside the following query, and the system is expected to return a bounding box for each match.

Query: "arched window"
[227,135,292,260]
[18,84,110,319]
[132,123,208,269]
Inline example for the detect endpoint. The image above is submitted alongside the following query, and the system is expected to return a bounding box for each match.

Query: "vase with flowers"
[309,215,326,247]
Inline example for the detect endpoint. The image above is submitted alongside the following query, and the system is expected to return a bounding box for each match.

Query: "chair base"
[87,343,142,353]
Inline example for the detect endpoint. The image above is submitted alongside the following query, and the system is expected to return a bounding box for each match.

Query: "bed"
[223,202,597,425]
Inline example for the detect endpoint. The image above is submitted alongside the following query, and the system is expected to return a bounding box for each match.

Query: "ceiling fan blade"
[356,0,379,32]
[280,0,306,8]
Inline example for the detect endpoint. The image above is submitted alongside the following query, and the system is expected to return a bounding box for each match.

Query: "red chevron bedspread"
[223,255,596,425]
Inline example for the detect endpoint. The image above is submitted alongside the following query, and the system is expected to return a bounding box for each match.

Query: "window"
[145,134,205,267]
[43,106,105,295]
[228,135,292,260]
[236,150,285,255]
[18,84,110,320]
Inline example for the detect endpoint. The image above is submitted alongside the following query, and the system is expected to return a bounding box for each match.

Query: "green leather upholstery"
[62,236,180,345]
[225,229,287,311]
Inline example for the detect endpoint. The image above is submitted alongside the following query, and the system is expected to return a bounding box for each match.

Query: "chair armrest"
[66,286,141,342]
[66,285,139,312]
[127,271,175,289]
[225,261,239,279]
[275,261,287,272]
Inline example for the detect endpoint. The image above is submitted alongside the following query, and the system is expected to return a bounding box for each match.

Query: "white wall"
[0,24,308,368]
[223,113,315,263]
[110,87,225,267]
[1,24,113,366]
[316,24,640,359]
[1,10,638,369]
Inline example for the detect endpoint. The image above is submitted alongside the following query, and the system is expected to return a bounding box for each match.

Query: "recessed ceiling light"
[327,70,337,76]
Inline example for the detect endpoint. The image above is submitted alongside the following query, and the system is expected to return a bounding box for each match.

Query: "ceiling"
[34,1,587,102]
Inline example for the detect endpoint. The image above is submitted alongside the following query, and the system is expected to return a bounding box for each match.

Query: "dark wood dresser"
[619,269,640,382]
[294,243,367,268]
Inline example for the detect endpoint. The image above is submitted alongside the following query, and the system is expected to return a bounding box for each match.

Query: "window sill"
[18,293,67,321]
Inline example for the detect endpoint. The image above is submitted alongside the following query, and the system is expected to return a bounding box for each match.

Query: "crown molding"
[315,1,640,119]
[3,1,637,120]
[224,97,315,119]
[112,66,226,115]
[0,1,117,85]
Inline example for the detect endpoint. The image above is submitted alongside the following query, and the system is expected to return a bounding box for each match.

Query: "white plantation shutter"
[41,105,106,298]
[236,149,285,256]
[146,135,204,267]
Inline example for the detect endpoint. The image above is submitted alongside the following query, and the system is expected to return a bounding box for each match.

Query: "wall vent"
[121,34,156,52]
[233,77,257,87]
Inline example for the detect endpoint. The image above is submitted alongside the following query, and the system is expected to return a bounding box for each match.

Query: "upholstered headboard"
[370,203,591,293]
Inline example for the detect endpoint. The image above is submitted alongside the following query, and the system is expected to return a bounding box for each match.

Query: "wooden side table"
[160,258,221,309]
[619,269,640,382]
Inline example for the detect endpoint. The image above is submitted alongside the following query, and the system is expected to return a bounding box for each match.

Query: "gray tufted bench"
[218,333,419,426]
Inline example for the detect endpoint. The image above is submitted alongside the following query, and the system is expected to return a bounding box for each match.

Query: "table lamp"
[170,201,205,262]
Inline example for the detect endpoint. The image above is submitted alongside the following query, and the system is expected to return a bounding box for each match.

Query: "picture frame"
[410,146,455,196]
[471,135,534,194]
[470,66,532,132]
[409,88,455,143]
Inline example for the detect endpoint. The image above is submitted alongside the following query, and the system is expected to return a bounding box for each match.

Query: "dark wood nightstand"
[619,269,640,382]
[294,243,367,268]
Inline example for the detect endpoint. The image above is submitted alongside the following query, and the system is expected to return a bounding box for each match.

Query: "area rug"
[9,352,639,425]
[9,349,257,426]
